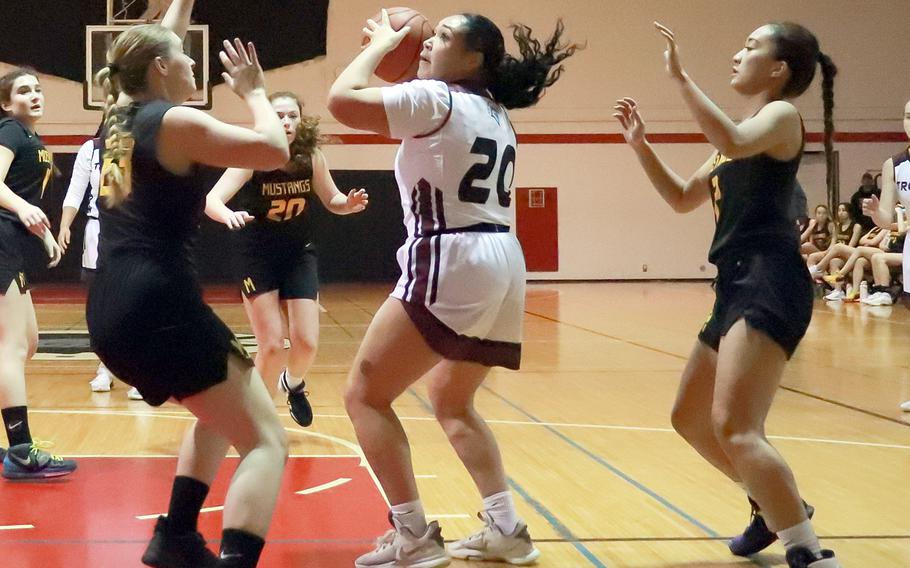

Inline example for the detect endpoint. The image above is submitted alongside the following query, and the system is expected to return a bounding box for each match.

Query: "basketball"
[362,7,433,83]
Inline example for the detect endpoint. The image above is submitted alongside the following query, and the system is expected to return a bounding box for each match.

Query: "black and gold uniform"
[232,160,319,300]
[700,143,813,358]
[809,221,831,250]
[0,117,52,294]
[87,101,251,406]
[833,220,856,245]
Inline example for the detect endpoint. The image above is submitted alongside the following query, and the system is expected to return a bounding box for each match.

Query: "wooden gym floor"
[4,281,909,567]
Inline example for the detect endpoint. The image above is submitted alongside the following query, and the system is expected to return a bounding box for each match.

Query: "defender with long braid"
[614,22,840,568]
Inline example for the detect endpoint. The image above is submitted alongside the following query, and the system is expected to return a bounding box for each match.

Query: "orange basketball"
[362,7,433,83]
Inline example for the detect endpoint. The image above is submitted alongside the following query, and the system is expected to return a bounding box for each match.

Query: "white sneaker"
[824,289,845,301]
[127,387,144,401]
[89,370,113,392]
[448,512,541,566]
[863,291,893,306]
[355,519,449,568]
[900,400,910,412]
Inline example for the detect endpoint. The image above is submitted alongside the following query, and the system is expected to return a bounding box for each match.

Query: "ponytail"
[460,15,581,110]
[817,51,838,206]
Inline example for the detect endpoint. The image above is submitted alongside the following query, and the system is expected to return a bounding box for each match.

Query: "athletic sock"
[2,406,31,447]
[166,476,210,534]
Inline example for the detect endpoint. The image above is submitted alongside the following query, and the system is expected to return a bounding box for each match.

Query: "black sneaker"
[278,370,313,427]
[729,497,814,557]
[786,546,840,567]
[2,442,77,480]
[141,516,218,568]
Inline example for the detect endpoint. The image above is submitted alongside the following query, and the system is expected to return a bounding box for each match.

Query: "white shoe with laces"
[127,387,144,400]
[863,291,893,306]
[447,512,541,566]
[900,400,910,412]
[355,517,449,568]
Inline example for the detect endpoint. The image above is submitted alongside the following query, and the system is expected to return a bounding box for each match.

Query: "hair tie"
[107,63,120,76]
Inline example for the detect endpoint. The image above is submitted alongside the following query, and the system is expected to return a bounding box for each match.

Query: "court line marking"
[31,409,910,452]
[524,309,910,430]
[509,477,608,568]
[0,525,34,531]
[295,477,351,495]
[405,389,607,568]
[28,408,391,509]
[425,514,471,519]
[415,474,437,479]
[483,385,720,539]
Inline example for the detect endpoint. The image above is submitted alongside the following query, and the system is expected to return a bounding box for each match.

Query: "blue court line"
[407,387,434,414]
[508,476,608,567]
[405,385,607,566]
[482,385,720,539]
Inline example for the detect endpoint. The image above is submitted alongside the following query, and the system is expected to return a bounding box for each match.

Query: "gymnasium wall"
[5,0,910,280]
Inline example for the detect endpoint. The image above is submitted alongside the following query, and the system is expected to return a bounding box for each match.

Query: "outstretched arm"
[311,149,368,215]
[160,0,193,40]
[205,168,255,230]
[655,22,802,160]
[614,98,712,213]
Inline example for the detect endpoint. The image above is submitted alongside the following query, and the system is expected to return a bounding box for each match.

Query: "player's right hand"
[613,98,647,148]
[17,204,50,237]
[862,195,879,218]
[220,38,266,100]
[217,209,254,230]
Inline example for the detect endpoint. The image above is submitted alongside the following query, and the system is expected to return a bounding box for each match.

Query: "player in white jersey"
[863,98,910,411]
[58,138,143,400]
[329,10,579,567]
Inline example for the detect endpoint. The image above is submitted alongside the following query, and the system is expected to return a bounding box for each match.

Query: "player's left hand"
[347,188,369,213]
[655,22,686,82]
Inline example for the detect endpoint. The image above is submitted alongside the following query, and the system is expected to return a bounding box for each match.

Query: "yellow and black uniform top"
[887,229,906,252]
[707,146,803,264]
[0,117,52,224]
[833,221,857,245]
[810,221,831,249]
[97,101,203,266]
[231,159,316,247]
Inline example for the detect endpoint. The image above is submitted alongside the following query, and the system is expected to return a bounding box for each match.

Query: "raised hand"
[220,38,266,99]
[654,22,686,81]
[346,188,369,213]
[362,8,411,53]
[613,98,647,148]
[862,195,880,218]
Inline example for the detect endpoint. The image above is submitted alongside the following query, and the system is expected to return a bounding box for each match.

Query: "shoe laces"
[29,439,66,463]
[374,528,398,551]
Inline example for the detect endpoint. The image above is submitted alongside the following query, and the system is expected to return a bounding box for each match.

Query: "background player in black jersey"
[615,22,840,568]
[86,1,290,566]
[0,67,72,480]
[205,91,367,428]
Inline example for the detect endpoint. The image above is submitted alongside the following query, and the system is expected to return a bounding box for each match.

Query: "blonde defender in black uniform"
[86,1,290,566]
[205,91,368,427]
[0,67,71,480]
[615,22,840,568]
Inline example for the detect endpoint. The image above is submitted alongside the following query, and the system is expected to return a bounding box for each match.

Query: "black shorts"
[0,220,35,294]
[238,242,318,301]
[698,250,813,359]
[87,254,253,406]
